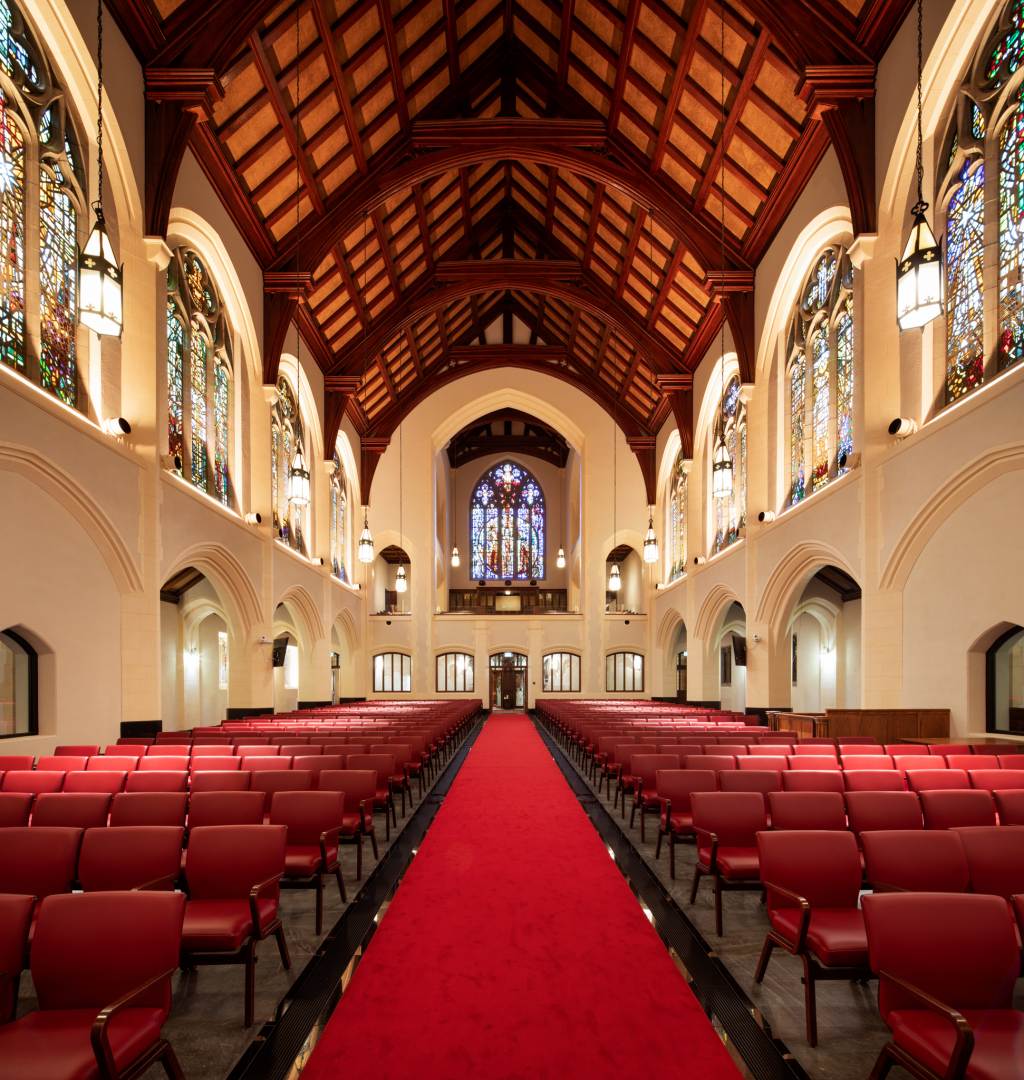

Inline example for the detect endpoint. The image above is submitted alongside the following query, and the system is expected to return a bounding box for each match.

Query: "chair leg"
[655,826,663,860]
[356,833,363,880]
[159,1042,187,1080]
[689,864,703,903]
[369,825,379,859]
[383,805,391,842]
[754,935,775,983]
[334,865,347,904]
[275,926,291,970]
[630,800,638,830]
[640,807,646,843]
[244,942,256,1027]
[867,1045,896,1080]
[714,875,724,936]
[315,876,324,935]
[802,954,818,1047]
[390,796,398,829]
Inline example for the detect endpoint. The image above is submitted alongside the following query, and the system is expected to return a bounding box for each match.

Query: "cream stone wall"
[2,0,1023,748]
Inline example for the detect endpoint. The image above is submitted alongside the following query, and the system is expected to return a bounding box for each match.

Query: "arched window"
[0,0,85,409]
[330,450,347,581]
[786,247,854,504]
[666,451,687,581]
[606,651,644,692]
[939,0,1024,403]
[470,460,545,580]
[166,249,233,505]
[436,652,474,692]
[710,375,747,554]
[270,375,309,553]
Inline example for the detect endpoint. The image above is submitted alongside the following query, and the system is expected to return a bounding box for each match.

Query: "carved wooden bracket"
[625,435,658,505]
[323,376,362,463]
[359,436,391,506]
[263,271,314,387]
[704,269,756,384]
[656,373,694,459]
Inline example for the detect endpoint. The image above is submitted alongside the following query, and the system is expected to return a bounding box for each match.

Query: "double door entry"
[489,652,527,710]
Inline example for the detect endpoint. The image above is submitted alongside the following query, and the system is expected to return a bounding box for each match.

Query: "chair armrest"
[877,969,974,1080]
[693,827,719,868]
[91,967,177,1077]
[319,827,341,866]
[248,873,284,931]
[764,882,811,951]
[131,874,179,892]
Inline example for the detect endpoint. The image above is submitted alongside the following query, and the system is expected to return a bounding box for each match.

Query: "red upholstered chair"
[0,893,33,1023]
[189,756,241,772]
[906,769,969,792]
[791,746,838,757]
[63,770,127,794]
[842,755,896,770]
[994,790,1024,825]
[31,793,111,829]
[861,892,1023,1080]
[600,742,657,796]
[0,827,82,899]
[0,891,187,1078]
[291,755,345,783]
[738,755,788,772]
[125,771,188,793]
[0,791,33,827]
[271,791,347,933]
[998,755,1024,769]
[36,755,88,772]
[844,770,906,792]
[278,745,313,757]
[3,771,64,794]
[892,755,946,773]
[87,756,139,773]
[788,756,841,771]
[750,745,793,757]
[110,792,188,828]
[139,756,189,772]
[344,756,397,838]
[241,756,293,773]
[0,755,34,772]
[682,754,738,773]
[235,746,280,757]
[861,829,970,892]
[628,754,681,839]
[782,770,846,793]
[53,745,100,757]
[970,769,1024,792]
[948,754,999,771]
[103,747,144,760]
[767,791,847,831]
[79,827,185,891]
[190,770,250,793]
[927,744,972,757]
[188,791,266,828]
[689,791,767,936]
[846,791,923,840]
[371,743,414,813]
[146,745,190,757]
[180,825,290,1027]
[955,826,1024,900]
[319,770,379,879]
[191,746,237,758]
[919,789,997,830]
[250,771,313,814]
[719,770,782,814]
[654,770,718,879]
[755,830,870,1046]
[839,744,885,755]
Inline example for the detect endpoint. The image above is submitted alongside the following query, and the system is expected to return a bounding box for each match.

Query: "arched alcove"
[605,544,643,614]
[716,601,748,713]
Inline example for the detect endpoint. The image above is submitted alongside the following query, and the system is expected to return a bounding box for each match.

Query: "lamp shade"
[897,202,943,330]
[450,545,461,568]
[607,562,621,592]
[555,547,566,569]
[642,516,659,563]
[394,564,407,593]
[357,512,374,563]
[78,207,122,337]
[287,444,310,506]
[711,439,733,499]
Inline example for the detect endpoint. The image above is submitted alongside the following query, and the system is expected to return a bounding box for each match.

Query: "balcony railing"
[446,587,570,614]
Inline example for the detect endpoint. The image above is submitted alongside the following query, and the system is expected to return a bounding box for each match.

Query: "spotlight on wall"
[692,555,706,566]
[757,510,776,523]
[888,417,918,438]
[838,450,861,470]
[161,453,182,471]
[244,512,262,526]
[101,416,131,437]
[311,556,325,566]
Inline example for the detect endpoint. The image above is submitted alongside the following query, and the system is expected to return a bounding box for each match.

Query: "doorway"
[489,652,527,710]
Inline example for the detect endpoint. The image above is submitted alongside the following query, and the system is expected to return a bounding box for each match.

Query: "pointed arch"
[162,542,261,636]
[469,460,546,580]
[275,584,325,648]
[694,583,742,643]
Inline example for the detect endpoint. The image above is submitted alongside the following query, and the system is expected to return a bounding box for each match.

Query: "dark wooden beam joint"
[799,65,877,236]
[704,270,756,384]
[410,118,608,147]
[144,67,222,238]
[263,271,313,387]
[324,377,362,464]
[359,436,391,506]
[625,435,658,506]
[656,374,694,459]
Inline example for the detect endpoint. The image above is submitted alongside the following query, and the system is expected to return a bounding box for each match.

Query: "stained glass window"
[786,247,854,505]
[0,88,24,372]
[166,248,233,504]
[272,375,307,554]
[470,460,545,579]
[330,450,347,581]
[999,93,1024,370]
[986,0,1024,87]
[667,452,687,581]
[711,374,747,554]
[945,163,985,401]
[38,166,77,407]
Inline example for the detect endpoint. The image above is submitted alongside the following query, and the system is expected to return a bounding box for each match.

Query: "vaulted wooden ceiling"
[111,0,911,500]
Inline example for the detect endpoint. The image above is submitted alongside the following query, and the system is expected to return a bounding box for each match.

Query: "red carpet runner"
[301,714,740,1079]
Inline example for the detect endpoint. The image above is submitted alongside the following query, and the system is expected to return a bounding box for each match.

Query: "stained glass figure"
[272,375,307,553]
[470,461,545,579]
[999,93,1024,369]
[330,451,347,581]
[712,375,747,554]
[945,163,985,401]
[987,0,1024,87]
[789,353,805,505]
[811,327,830,490]
[836,300,854,468]
[189,332,208,490]
[668,452,687,581]
[39,164,77,406]
[213,361,230,505]
[0,88,24,372]
[167,306,184,467]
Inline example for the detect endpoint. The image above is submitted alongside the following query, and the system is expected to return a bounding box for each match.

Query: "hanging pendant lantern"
[642,512,659,564]
[79,0,122,337]
[607,562,622,592]
[358,509,374,563]
[287,442,310,507]
[712,438,733,500]
[450,545,461,568]
[395,563,408,593]
[898,0,943,331]
[556,547,566,569]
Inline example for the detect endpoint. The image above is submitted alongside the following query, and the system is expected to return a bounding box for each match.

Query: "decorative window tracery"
[470,460,545,580]
[710,375,747,554]
[786,247,855,506]
[270,375,309,554]
[330,450,347,581]
[0,0,84,408]
[166,249,233,505]
[667,452,687,582]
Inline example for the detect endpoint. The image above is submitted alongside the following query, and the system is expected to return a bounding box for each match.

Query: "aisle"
[301,714,740,1079]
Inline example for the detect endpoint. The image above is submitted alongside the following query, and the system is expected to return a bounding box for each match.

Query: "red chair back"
[79,826,185,891]
[292,754,345,779]
[242,756,293,772]
[346,754,396,781]
[788,756,840,771]
[690,791,767,845]
[891,755,944,772]
[781,770,845,793]
[843,770,905,792]
[36,755,88,772]
[191,746,238,758]
[318,770,376,810]
[841,755,894,770]
[994,789,1024,824]
[919,789,996,829]
[53,746,99,758]
[845,791,922,836]
[970,769,1024,792]
[190,770,251,792]
[251,770,313,798]
[110,792,188,827]
[103,746,144,759]
[862,893,1018,1020]
[188,790,266,827]
[767,791,846,831]
[236,746,280,757]
[189,756,241,771]
[861,830,970,892]
[905,769,968,792]
[949,754,999,770]
[62,770,127,794]
[139,756,189,772]
[0,755,34,772]
[147,745,191,757]
[0,826,82,896]
[0,791,33,827]
[654,769,717,812]
[758,830,861,912]
[184,825,286,901]
[3,770,64,794]
[270,791,346,846]
[718,770,781,799]
[87,756,138,772]
[31,792,110,828]
[738,755,787,771]
[125,770,188,793]
[954,825,1024,899]
[682,754,737,772]
[0,894,33,1020]
[629,754,681,791]
[31,891,185,1014]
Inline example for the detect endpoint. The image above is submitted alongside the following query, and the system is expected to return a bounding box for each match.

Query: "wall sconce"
[161,453,182,471]
[311,556,325,566]
[757,510,776,523]
[692,555,706,566]
[244,512,262,526]
[101,417,131,437]
[888,417,918,439]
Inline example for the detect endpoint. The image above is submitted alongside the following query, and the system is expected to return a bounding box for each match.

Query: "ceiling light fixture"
[642,212,659,564]
[711,10,732,501]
